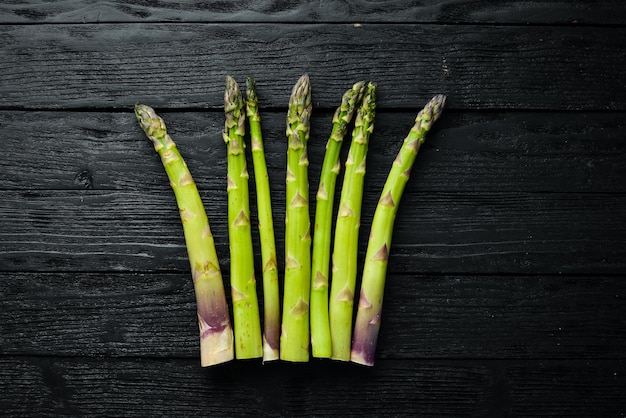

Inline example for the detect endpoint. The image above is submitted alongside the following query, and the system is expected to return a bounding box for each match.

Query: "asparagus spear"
[351,94,447,367]
[245,77,280,362]
[223,76,263,359]
[280,74,313,362]
[134,104,234,367]
[328,82,377,361]
[310,80,365,359]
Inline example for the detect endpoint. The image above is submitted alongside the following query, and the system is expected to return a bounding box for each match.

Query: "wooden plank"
[1,273,623,359]
[380,275,626,360]
[2,110,625,193]
[0,356,493,416]
[1,1,625,25]
[1,24,625,110]
[0,356,623,416]
[1,190,625,274]
[503,360,626,417]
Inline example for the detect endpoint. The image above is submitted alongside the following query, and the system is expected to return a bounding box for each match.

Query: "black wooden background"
[1,1,625,416]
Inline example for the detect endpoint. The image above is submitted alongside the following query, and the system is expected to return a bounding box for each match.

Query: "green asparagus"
[223,76,263,359]
[328,82,377,361]
[134,104,234,367]
[351,94,447,366]
[309,81,366,358]
[245,77,281,362]
[280,74,313,362]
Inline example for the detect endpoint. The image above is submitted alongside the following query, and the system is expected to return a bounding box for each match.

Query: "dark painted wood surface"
[1,0,625,24]
[1,1,625,416]
[3,24,626,110]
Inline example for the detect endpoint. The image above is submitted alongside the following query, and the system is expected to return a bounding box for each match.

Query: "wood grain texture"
[1,0,625,25]
[0,356,623,416]
[0,356,491,416]
[1,190,624,275]
[1,24,625,110]
[2,110,625,193]
[1,273,623,359]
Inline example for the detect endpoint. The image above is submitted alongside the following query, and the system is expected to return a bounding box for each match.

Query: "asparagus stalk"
[134,104,234,367]
[223,76,263,359]
[309,81,366,358]
[245,77,280,362]
[280,74,313,362]
[351,94,447,367]
[328,82,377,361]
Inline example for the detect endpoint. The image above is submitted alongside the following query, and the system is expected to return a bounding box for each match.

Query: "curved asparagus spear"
[351,94,447,367]
[328,82,377,361]
[310,81,366,358]
[134,104,234,367]
[280,74,312,362]
[223,76,263,359]
[245,77,280,362]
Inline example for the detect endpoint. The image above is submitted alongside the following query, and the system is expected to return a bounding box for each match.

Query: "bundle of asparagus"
[223,76,263,360]
[310,81,366,358]
[135,76,446,367]
[328,82,377,361]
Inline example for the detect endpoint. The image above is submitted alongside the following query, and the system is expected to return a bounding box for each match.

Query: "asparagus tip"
[428,94,447,121]
[245,77,258,105]
[224,75,242,110]
[246,76,256,90]
[412,94,447,134]
[224,76,246,142]
[290,74,311,105]
[134,103,171,149]
[134,103,152,122]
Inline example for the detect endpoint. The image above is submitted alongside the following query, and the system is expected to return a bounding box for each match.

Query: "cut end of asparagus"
[350,293,380,367]
[349,351,375,367]
[263,338,280,363]
[199,324,235,367]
